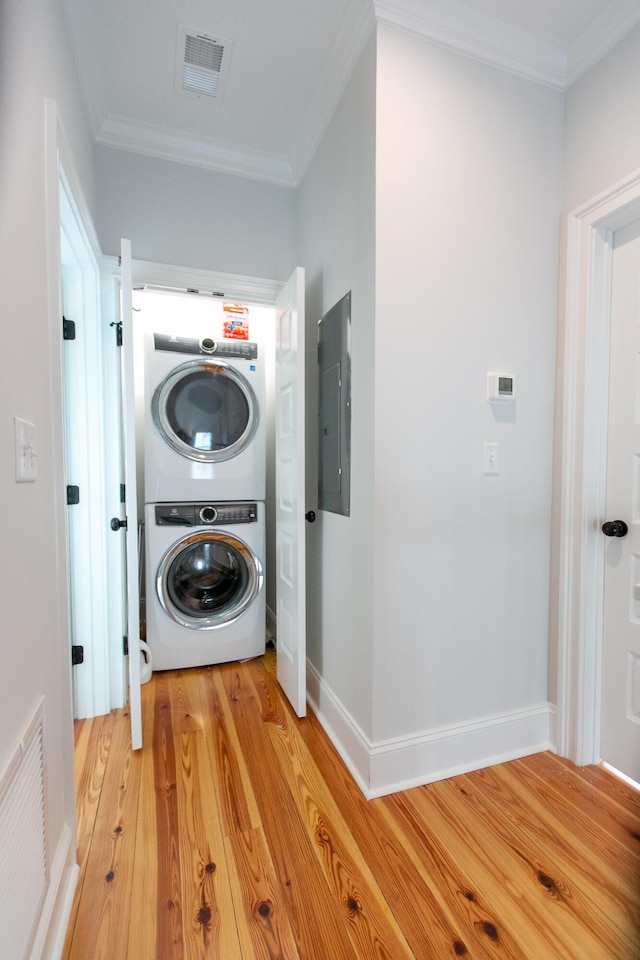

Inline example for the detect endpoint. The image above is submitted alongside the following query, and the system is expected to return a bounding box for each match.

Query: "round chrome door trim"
[152,358,260,463]
[156,530,263,631]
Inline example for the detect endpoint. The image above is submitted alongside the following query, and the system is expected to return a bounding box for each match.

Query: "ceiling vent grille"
[175,25,233,102]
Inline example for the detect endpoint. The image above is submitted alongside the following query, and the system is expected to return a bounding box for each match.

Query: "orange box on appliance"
[223,303,249,340]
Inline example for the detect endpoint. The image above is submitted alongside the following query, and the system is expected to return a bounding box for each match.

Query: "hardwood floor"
[62,651,640,959]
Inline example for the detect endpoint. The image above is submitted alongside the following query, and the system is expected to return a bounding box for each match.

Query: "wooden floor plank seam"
[62,653,640,960]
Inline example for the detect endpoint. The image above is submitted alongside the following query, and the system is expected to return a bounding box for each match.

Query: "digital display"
[498,377,513,394]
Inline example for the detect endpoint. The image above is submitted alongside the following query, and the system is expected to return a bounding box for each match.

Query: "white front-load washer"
[145,500,265,670]
[144,332,266,503]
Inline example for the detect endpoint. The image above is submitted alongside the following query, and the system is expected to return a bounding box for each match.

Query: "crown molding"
[69,0,640,183]
[373,0,566,88]
[566,0,640,85]
[61,1,107,136]
[374,0,640,92]
[290,0,376,185]
[95,114,296,186]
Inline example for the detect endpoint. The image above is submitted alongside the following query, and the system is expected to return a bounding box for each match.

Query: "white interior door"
[601,217,640,782]
[119,239,142,750]
[275,268,307,717]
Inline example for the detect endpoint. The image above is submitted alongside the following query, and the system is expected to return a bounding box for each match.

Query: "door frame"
[101,256,284,680]
[45,100,128,719]
[59,170,125,717]
[556,166,640,765]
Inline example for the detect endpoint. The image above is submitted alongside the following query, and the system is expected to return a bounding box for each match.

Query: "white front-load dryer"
[145,500,266,670]
[144,332,266,503]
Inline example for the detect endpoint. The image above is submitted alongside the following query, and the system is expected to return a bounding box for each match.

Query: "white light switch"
[483,442,499,476]
[15,417,37,482]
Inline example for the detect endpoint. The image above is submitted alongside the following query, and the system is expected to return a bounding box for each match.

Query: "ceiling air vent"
[174,25,233,102]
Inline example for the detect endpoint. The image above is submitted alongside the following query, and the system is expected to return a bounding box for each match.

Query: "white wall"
[548,25,640,710]
[0,0,95,949]
[297,31,377,742]
[564,22,640,212]
[94,146,297,281]
[372,25,563,754]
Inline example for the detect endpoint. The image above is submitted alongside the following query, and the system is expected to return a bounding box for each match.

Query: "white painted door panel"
[120,239,142,750]
[275,268,307,717]
[602,218,640,781]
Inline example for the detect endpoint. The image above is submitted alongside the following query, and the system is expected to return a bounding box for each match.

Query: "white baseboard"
[306,660,372,795]
[548,702,558,752]
[30,822,79,960]
[307,659,552,799]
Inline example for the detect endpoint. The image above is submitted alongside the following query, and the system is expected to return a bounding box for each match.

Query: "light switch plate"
[483,441,499,476]
[15,417,37,482]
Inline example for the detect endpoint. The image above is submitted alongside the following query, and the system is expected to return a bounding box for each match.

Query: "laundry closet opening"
[132,287,277,671]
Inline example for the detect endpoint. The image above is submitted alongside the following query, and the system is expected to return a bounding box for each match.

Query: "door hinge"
[66,485,80,505]
[123,636,129,656]
[72,645,84,666]
[120,483,126,503]
[110,321,123,346]
[63,316,76,341]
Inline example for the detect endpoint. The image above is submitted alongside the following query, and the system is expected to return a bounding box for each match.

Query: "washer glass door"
[153,359,259,462]
[157,531,262,630]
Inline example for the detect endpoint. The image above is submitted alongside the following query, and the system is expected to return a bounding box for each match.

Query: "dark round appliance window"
[166,539,250,618]
[165,370,250,453]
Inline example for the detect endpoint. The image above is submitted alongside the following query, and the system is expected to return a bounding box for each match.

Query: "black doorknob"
[110,517,128,531]
[305,511,316,523]
[601,520,628,538]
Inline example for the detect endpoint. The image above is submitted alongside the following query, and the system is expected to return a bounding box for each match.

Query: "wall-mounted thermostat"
[487,372,514,402]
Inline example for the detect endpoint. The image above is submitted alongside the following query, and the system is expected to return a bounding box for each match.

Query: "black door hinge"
[63,316,76,341]
[110,321,123,346]
[72,645,84,666]
[123,636,129,656]
[67,485,80,505]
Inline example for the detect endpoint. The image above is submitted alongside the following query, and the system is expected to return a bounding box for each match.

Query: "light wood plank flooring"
[62,651,640,959]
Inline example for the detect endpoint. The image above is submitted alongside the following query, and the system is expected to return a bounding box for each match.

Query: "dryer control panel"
[154,332,258,360]
[155,502,258,527]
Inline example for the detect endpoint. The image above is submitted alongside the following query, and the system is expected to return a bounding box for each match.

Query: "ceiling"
[62,0,640,187]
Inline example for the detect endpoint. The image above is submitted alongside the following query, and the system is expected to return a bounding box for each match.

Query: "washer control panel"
[154,332,258,361]
[155,502,258,526]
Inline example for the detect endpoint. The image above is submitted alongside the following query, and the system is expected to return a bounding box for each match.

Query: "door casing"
[556,166,640,765]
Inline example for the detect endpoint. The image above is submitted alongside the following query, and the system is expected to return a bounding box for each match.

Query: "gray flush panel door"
[318,292,351,516]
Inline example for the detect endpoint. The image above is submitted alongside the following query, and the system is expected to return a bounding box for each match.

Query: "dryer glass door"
[153,360,259,462]
[158,531,262,629]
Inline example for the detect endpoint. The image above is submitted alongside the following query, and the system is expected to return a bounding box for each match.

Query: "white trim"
[103,255,284,307]
[375,0,640,92]
[307,659,551,799]
[291,0,375,185]
[306,660,372,796]
[60,175,125,717]
[29,824,78,960]
[375,0,566,89]
[367,704,551,799]
[96,114,296,188]
[601,761,640,792]
[556,168,640,766]
[567,0,640,86]
[66,0,640,181]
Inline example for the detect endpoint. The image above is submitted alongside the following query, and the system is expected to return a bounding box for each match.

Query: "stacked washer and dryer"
[143,330,266,670]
